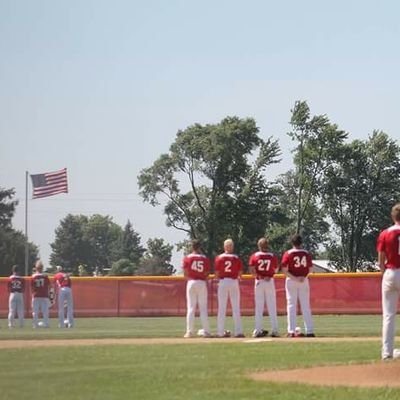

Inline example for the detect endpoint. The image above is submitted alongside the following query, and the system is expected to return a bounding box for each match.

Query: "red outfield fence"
[0,273,385,318]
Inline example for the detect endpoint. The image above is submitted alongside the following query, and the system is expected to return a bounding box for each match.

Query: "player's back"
[8,275,25,293]
[249,251,278,278]
[282,248,312,277]
[31,273,50,297]
[215,253,242,279]
[54,272,72,288]
[378,225,400,268]
[183,253,210,280]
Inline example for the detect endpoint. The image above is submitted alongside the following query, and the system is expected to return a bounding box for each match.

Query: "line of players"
[7,260,74,329]
[183,234,315,338]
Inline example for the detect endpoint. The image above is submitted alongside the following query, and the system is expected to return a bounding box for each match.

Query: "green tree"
[137,238,176,275]
[109,258,136,276]
[321,131,400,271]
[0,187,38,276]
[138,116,280,260]
[288,101,347,234]
[121,220,145,264]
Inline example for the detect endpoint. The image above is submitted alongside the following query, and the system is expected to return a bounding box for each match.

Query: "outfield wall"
[0,273,385,317]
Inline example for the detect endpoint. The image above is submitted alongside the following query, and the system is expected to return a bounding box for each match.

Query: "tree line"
[1,100,399,274]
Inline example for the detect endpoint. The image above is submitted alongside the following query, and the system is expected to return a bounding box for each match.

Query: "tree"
[109,258,136,276]
[138,116,280,260]
[121,220,145,264]
[288,101,348,234]
[321,131,400,271]
[0,187,38,276]
[137,238,176,275]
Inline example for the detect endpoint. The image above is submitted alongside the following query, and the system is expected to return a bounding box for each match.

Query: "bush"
[109,258,136,276]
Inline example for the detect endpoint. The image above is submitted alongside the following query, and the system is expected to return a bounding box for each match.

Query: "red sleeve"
[377,231,386,252]
[238,258,243,272]
[204,258,210,275]
[248,254,255,267]
[182,257,188,272]
[31,277,35,289]
[272,255,278,272]
[214,256,220,273]
[281,252,289,268]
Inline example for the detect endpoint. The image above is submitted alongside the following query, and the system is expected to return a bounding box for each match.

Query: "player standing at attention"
[215,238,244,338]
[54,265,74,328]
[281,234,315,337]
[182,240,211,338]
[249,238,279,337]
[7,265,25,328]
[377,203,400,360]
[31,260,51,328]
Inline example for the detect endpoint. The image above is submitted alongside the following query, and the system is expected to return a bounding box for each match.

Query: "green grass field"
[1,315,399,400]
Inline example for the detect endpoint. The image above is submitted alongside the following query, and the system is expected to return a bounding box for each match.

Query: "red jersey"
[31,273,51,298]
[248,251,278,279]
[377,224,400,269]
[281,248,313,277]
[183,253,210,280]
[8,275,25,293]
[54,272,72,288]
[214,253,243,279]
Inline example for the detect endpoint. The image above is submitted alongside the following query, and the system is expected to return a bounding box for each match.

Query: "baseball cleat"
[306,333,315,337]
[270,332,280,338]
[183,332,194,338]
[234,333,245,338]
[252,329,268,338]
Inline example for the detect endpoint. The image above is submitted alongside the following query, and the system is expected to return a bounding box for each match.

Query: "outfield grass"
[0,314,395,340]
[1,315,400,400]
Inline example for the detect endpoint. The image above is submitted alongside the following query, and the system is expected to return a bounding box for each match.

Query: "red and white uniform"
[281,248,314,335]
[214,253,243,337]
[54,272,74,328]
[183,254,210,335]
[31,273,51,328]
[377,224,400,358]
[249,251,279,335]
[8,275,25,328]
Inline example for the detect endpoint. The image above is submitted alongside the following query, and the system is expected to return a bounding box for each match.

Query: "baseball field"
[0,315,399,400]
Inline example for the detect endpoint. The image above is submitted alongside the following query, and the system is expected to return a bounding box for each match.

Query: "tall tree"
[288,101,348,234]
[121,220,145,264]
[322,131,400,271]
[138,116,280,260]
[137,238,175,276]
[0,187,38,276]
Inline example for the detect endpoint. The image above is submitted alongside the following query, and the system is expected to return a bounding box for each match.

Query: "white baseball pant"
[58,287,74,328]
[8,292,24,328]
[32,297,50,328]
[254,278,278,334]
[382,268,400,359]
[186,280,210,334]
[285,277,314,334]
[217,278,243,336]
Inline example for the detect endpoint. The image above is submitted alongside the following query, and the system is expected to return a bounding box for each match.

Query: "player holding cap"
[31,260,51,328]
[7,265,25,328]
[182,240,211,338]
[54,265,74,328]
[215,238,244,338]
[249,238,279,337]
[281,234,315,337]
[377,203,400,360]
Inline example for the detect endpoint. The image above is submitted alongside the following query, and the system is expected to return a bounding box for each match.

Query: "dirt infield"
[250,360,400,388]
[0,336,382,349]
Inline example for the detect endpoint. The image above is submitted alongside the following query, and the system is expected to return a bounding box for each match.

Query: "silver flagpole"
[25,170,29,276]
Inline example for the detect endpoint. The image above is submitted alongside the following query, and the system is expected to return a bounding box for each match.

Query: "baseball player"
[281,234,315,337]
[54,265,74,328]
[7,265,25,328]
[249,238,279,337]
[215,238,244,338]
[182,240,211,338]
[31,260,51,328]
[377,203,400,360]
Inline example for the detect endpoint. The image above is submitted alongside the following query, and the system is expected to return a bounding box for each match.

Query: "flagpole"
[25,171,29,276]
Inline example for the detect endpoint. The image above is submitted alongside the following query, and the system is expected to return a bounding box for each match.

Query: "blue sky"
[1,0,399,269]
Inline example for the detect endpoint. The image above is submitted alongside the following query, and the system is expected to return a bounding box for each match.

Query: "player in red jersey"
[215,238,244,337]
[182,240,211,338]
[249,238,279,337]
[54,265,74,328]
[31,260,51,328]
[377,203,400,360]
[7,265,25,328]
[281,234,314,337]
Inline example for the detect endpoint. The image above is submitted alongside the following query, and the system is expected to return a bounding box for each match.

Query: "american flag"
[30,168,68,199]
